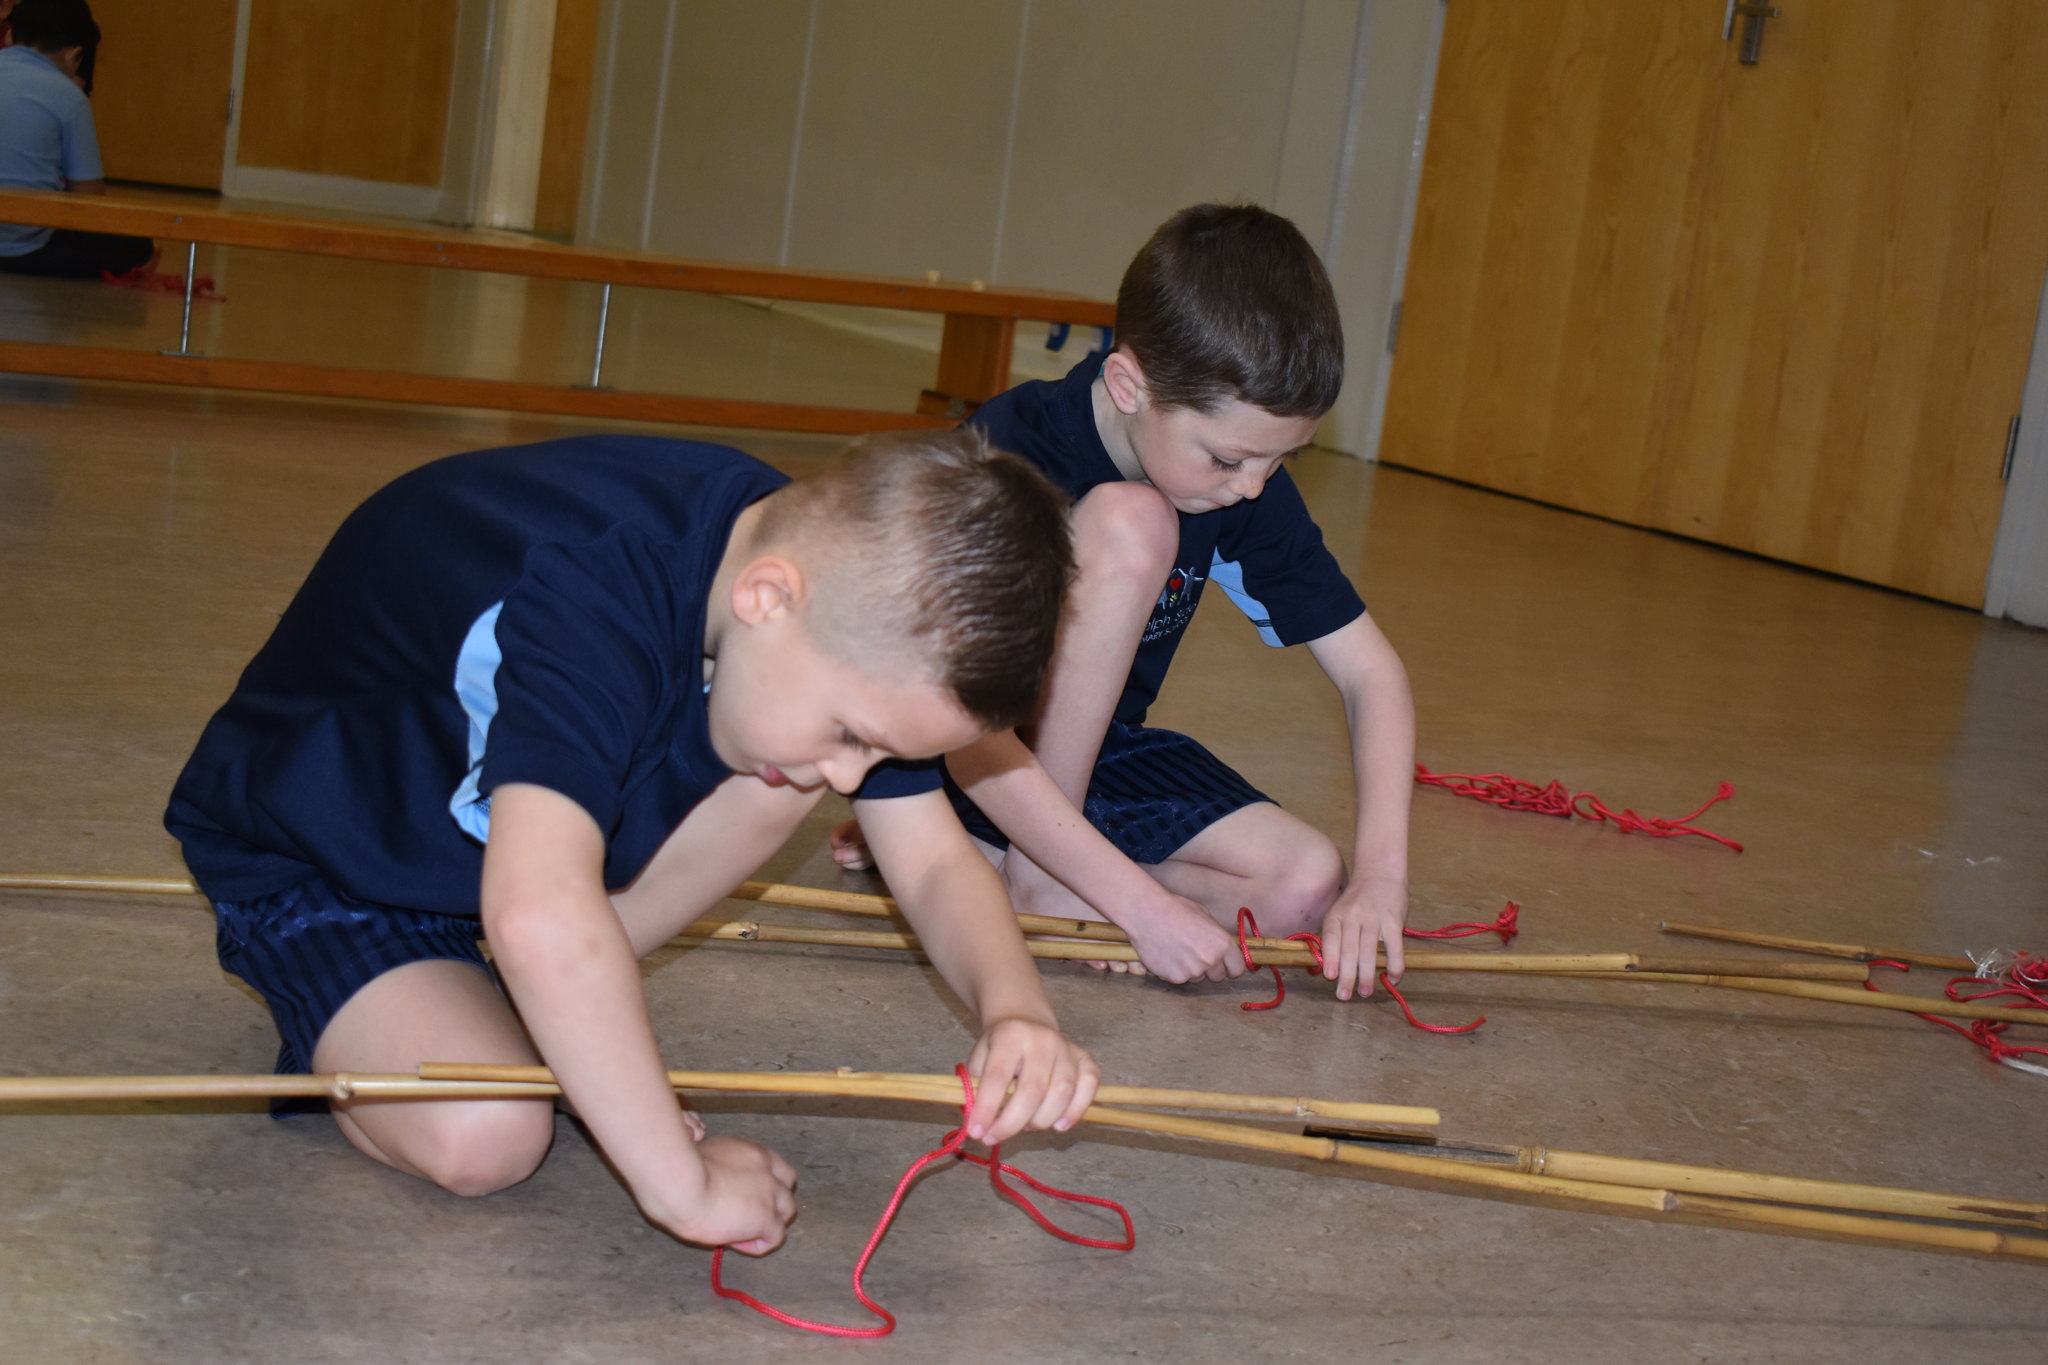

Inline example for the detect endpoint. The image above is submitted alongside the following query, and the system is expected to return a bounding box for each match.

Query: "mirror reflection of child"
[0,0,154,277]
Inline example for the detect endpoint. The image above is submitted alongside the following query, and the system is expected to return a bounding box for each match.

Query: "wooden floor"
[1,260,2045,1364]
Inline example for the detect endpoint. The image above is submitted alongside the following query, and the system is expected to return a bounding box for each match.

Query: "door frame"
[1985,272,2048,627]
[217,0,532,225]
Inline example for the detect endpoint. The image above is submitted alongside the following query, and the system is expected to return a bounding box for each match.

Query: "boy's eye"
[839,729,873,753]
[1210,455,1243,472]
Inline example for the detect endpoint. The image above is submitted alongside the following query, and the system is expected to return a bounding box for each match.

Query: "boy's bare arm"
[1305,614,1416,1000]
[852,789,1100,1142]
[482,782,795,1253]
[945,733,1242,982]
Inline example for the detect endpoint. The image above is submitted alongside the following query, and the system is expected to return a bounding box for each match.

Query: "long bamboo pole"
[0,873,1863,981]
[1554,972,2046,1027]
[678,919,1866,981]
[1512,1146,2048,1230]
[1659,920,1976,973]
[414,1063,1440,1128]
[7,1065,2043,1263]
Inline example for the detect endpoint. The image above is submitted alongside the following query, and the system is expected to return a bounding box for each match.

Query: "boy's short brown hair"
[1115,203,1344,418]
[757,427,1074,732]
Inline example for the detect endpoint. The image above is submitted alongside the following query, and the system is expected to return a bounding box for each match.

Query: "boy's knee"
[1256,836,1345,935]
[1072,482,1178,577]
[406,1102,554,1197]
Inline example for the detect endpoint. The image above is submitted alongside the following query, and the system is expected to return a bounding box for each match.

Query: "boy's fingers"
[1382,926,1405,984]
[1060,1059,1100,1129]
[969,1046,1021,1141]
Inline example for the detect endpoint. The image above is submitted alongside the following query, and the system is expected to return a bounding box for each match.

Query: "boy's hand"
[965,1017,1100,1145]
[1122,890,1245,984]
[649,1135,798,1256]
[1318,873,1407,1001]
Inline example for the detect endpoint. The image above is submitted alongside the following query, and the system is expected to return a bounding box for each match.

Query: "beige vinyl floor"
[1,256,2045,1364]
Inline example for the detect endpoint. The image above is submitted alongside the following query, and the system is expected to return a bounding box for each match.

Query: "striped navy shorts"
[948,719,1273,865]
[213,877,491,1087]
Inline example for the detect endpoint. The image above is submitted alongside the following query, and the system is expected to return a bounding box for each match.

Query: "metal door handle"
[1722,0,1781,64]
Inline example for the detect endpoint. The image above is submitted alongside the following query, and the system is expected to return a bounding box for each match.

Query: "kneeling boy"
[165,429,1095,1258]
[843,204,1416,1003]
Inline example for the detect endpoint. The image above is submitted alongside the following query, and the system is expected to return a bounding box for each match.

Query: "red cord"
[1236,908,1484,1032]
[1404,901,1520,945]
[709,1064,1133,1337]
[1864,960,2048,1069]
[1415,764,1742,851]
[101,266,225,301]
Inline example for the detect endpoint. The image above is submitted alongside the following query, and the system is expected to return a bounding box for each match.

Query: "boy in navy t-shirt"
[165,428,1096,1258]
[837,204,1416,1003]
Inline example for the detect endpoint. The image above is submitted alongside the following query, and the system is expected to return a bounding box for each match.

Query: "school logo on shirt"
[1143,565,1205,642]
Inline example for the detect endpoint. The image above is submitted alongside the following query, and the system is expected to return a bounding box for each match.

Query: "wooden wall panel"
[237,0,459,186]
[86,0,240,189]
[1383,0,2048,606]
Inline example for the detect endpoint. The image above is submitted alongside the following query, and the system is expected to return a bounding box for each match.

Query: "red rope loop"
[1415,764,1743,851]
[1864,959,2048,1070]
[1236,908,1484,1032]
[709,1064,1133,1337]
[1403,901,1520,945]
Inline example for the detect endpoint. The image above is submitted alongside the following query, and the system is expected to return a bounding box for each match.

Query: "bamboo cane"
[678,918,1866,980]
[0,872,1865,980]
[8,1066,2043,1263]
[1659,920,1975,973]
[1555,972,2047,1027]
[415,1063,1441,1127]
[1513,1146,2048,1230]
[1667,1193,2048,1261]
[0,872,202,896]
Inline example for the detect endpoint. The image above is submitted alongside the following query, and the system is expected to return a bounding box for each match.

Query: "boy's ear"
[1100,348,1150,416]
[730,554,805,626]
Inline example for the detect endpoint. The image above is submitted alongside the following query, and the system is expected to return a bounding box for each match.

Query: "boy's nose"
[820,753,882,796]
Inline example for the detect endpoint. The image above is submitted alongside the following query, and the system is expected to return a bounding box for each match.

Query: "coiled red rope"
[1403,901,1520,945]
[709,1064,1133,1337]
[1415,764,1742,851]
[1865,956,2048,1071]
[1235,908,1484,1032]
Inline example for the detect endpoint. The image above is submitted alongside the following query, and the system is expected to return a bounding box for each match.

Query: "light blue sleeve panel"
[1210,466,1367,648]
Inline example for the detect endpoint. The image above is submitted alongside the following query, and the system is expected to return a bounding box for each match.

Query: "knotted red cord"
[1415,764,1743,851]
[101,266,226,301]
[1403,901,1520,945]
[1864,959,2048,1070]
[1235,908,1484,1032]
[709,1064,1133,1338]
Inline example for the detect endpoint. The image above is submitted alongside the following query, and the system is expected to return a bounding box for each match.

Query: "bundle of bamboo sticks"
[5,872,2042,1029]
[1,1062,2040,1264]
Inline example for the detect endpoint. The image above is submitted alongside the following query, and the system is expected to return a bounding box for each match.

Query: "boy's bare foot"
[828,818,875,871]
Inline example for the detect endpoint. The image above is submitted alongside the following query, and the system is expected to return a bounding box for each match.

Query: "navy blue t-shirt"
[972,354,1366,725]
[166,436,786,915]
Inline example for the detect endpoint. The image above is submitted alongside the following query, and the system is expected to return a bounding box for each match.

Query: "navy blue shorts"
[213,878,491,1085]
[948,720,1273,865]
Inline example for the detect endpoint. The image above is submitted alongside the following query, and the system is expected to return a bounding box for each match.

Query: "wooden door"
[87,0,241,189]
[236,0,459,187]
[1380,1,2048,606]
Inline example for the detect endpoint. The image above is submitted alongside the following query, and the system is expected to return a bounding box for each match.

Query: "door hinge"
[1385,299,1403,355]
[2003,415,2022,482]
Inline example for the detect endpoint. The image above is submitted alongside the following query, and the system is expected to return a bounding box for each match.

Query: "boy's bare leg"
[312,959,557,1197]
[1006,800,1342,940]
[1148,802,1345,937]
